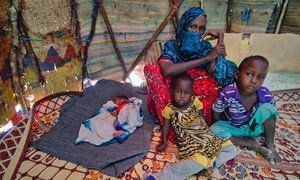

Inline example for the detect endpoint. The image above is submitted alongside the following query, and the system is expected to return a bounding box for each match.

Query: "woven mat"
[1,89,299,179]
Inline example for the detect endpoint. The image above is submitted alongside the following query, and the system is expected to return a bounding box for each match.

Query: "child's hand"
[156,142,167,152]
[113,130,125,137]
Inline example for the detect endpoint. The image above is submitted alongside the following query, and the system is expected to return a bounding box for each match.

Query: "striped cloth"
[212,83,275,127]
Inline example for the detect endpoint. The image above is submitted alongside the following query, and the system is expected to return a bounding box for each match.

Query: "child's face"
[172,79,193,108]
[236,59,268,95]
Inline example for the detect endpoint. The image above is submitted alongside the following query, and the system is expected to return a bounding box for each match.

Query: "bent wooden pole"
[226,0,233,33]
[98,0,127,74]
[123,0,184,81]
[169,0,179,31]
[82,0,99,85]
[10,46,28,115]
[275,0,289,34]
[70,0,82,45]
[17,11,45,85]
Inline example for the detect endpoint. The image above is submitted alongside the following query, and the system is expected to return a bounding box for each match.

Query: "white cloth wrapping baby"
[75,97,144,146]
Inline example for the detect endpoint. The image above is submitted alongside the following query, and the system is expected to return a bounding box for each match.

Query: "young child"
[211,55,282,164]
[146,73,237,180]
[76,95,144,146]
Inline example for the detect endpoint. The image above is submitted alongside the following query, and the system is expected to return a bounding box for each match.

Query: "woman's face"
[188,16,206,35]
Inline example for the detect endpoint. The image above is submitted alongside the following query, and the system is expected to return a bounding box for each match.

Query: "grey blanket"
[32,79,156,177]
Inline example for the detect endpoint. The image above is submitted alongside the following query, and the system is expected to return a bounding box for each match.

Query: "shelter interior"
[0,0,299,179]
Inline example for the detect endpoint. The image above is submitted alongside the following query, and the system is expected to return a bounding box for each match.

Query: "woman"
[144,7,237,143]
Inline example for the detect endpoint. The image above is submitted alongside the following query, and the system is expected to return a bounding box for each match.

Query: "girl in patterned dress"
[145,73,237,180]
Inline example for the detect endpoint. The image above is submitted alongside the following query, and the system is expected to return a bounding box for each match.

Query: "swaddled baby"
[75,95,144,146]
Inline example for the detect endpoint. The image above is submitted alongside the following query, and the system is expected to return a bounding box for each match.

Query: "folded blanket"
[32,79,156,177]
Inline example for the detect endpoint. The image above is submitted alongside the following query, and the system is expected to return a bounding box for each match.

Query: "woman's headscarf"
[176,7,206,38]
[160,7,237,87]
[161,7,210,63]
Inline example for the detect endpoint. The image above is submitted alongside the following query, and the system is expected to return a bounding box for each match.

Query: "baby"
[76,95,144,146]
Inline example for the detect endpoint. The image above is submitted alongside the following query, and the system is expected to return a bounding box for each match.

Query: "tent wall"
[280,0,300,34]
[19,0,83,101]
[0,1,17,126]
[215,33,300,72]
[230,0,275,33]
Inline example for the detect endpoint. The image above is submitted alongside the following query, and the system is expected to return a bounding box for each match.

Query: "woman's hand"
[202,29,224,44]
[156,142,168,152]
[207,43,226,61]
[214,42,227,57]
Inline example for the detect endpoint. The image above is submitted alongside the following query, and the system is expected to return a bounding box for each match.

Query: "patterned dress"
[144,65,220,143]
[162,97,231,167]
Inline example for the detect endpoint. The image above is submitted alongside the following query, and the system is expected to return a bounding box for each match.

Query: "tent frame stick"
[82,0,99,84]
[275,0,289,34]
[123,0,184,81]
[17,3,45,85]
[98,0,127,74]
[169,0,179,31]
[226,0,233,33]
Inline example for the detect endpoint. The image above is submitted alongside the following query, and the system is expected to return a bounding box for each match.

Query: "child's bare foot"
[249,140,282,164]
[265,144,282,164]
[248,140,272,159]
[231,137,271,158]
[231,136,282,164]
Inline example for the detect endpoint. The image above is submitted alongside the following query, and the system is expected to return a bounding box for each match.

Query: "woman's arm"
[205,43,227,74]
[156,117,171,152]
[160,43,224,77]
[202,29,227,74]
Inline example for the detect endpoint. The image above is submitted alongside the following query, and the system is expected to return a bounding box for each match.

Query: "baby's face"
[114,98,123,105]
[114,97,127,105]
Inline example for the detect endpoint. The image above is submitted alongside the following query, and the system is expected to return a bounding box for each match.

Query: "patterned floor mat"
[1,89,299,179]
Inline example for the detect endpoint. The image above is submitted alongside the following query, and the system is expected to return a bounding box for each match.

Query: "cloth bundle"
[76,97,144,146]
